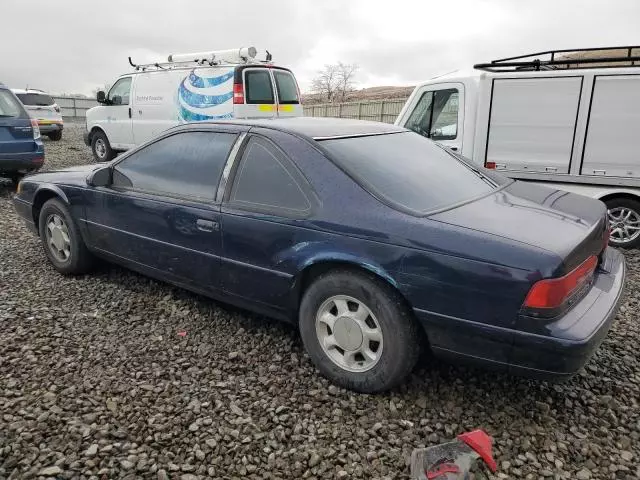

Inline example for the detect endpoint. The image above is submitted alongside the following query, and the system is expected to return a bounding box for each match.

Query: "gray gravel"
[1,122,640,479]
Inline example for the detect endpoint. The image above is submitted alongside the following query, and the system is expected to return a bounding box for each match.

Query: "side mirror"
[96,90,106,103]
[87,166,112,187]
[111,95,122,106]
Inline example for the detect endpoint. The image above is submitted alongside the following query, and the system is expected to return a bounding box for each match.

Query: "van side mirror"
[96,90,106,103]
[87,166,111,187]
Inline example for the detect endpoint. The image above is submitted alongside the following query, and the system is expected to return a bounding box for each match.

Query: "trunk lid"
[431,181,608,275]
[0,117,36,154]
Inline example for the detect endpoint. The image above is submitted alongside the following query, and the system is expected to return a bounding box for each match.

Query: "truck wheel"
[48,130,63,141]
[605,197,640,249]
[299,269,421,393]
[91,131,115,162]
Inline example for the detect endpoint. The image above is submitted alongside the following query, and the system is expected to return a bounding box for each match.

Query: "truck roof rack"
[474,46,640,72]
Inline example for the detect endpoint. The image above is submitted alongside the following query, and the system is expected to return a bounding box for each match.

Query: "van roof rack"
[127,47,273,72]
[474,46,640,72]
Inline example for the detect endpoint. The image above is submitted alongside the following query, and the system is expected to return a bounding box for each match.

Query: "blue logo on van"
[178,69,234,121]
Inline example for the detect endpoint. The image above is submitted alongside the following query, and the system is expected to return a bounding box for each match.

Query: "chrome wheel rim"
[315,295,383,373]
[95,138,106,159]
[45,214,71,262]
[608,206,640,245]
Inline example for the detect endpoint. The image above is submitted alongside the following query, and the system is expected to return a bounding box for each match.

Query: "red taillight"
[524,256,597,309]
[233,83,244,104]
[485,161,496,169]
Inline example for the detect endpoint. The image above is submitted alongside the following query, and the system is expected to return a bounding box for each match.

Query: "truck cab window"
[406,88,458,140]
[108,77,132,106]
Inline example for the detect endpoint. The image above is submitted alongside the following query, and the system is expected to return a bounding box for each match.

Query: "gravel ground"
[1,123,639,480]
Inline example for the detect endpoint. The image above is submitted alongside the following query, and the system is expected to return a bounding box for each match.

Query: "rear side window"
[0,90,23,117]
[244,70,274,104]
[113,131,236,201]
[320,132,498,214]
[229,136,311,215]
[273,71,299,104]
[15,93,55,106]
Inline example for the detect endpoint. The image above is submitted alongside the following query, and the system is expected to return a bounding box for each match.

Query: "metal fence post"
[379,101,384,122]
[338,103,342,119]
[357,102,362,120]
[73,98,77,118]
[324,104,328,117]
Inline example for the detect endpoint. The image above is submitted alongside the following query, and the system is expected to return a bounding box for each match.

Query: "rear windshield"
[320,132,502,214]
[0,90,23,117]
[273,70,299,104]
[15,93,55,106]
[245,70,274,104]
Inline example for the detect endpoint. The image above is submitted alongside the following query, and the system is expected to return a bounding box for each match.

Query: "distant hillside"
[302,85,414,105]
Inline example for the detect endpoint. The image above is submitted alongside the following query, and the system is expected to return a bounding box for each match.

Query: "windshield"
[320,132,503,214]
[0,90,23,117]
[15,92,55,106]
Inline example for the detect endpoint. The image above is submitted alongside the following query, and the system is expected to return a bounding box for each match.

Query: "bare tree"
[311,62,358,103]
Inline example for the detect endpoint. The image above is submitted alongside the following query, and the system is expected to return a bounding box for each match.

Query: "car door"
[219,133,317,313]
[84,128,241,291]
[400,83,464,152]
[104,76,135,149]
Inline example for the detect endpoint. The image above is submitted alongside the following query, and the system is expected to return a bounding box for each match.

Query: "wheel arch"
[88,125,107,144]
[32,186,70,231]
[598,191,640,204]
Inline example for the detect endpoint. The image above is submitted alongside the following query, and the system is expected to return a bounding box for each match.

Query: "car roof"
[10,88,50,94]
[203,117,406,140]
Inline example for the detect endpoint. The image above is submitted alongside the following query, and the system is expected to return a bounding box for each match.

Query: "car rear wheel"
[605,197,640,249]
[38,198,94,275]
[91,130,115,162]
[299,269,421,393]
[48,130,62,141]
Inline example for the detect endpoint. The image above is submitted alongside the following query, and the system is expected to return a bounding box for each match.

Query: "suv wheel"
[91,131,115,162]
[299,270,421,393]
[48,130,62,141]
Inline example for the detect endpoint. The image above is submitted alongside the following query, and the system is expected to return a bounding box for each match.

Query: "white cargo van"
[396,46,640,248]
[85,47,302,162]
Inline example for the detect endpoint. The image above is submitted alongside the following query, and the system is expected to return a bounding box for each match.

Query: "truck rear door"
[272,68,303,117]
[581,74,640,177]
[235,67,278,119]
[397,82,464,152]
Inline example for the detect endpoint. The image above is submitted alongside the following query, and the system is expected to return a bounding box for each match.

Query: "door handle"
[128,107,132,119]
[449,146,458,151]
[196,219,219,232]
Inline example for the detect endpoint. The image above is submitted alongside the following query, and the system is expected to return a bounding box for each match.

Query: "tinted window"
[230,137,310,214]
[405,88,458,140]
[108,77,132,105]
[15,93,55,106]
[0,90,22,117]
[320,132,498,214]
[273,71,299,104]
[113,131,236,201]
[245,70,274,104]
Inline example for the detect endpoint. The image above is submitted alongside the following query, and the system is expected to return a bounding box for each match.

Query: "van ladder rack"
[474,46,640,72]
[127,56,272,72]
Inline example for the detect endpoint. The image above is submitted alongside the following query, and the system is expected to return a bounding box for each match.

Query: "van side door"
[398,82,464,152]
[104,76,135,150]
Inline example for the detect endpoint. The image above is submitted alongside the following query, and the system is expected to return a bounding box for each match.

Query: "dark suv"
[0,83,45,183]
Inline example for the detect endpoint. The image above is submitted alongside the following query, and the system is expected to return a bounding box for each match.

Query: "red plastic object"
[177,331,187,337]
[426,463,461,479]
[457,430,497,472]
[233,83,245,104]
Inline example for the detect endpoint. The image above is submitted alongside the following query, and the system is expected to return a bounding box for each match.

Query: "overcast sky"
[2,0,640,96]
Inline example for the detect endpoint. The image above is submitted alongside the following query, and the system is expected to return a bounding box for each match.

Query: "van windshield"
[0,90,23,117]
[15,93,55,106]
[320,132,504,214]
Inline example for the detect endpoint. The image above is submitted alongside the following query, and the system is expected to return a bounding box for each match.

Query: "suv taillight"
[233,83,244,104]
[31,119,41,139]
[524,256,597,310]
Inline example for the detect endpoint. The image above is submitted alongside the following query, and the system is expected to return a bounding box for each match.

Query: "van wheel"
[605,197,640,249]
[299,270,421,393]
[91,131,115,162]
[48,130,63,141]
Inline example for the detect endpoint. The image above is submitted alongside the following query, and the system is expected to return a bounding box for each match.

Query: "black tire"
[299,269,421,393]
[38,198,94,275]
[91,130,115,162]
[604,197,640,249]
[9,173,23,185]
[48,130,63,141]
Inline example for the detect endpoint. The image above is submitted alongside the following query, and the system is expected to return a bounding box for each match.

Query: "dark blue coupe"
[13,118,625,392]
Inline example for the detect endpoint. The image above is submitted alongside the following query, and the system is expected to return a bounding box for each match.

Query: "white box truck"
[396,46,640,248]
[85,47,302,163]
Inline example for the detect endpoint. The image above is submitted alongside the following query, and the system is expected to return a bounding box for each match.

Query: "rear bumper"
[38,122,63,134]
[0,151,45,174]
[13,196,38,234]
[417,247,626,379]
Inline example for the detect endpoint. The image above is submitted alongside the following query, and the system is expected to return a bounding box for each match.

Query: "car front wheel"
[91,130,115,162]
[38,198,94,274]
[299,270,421,393]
